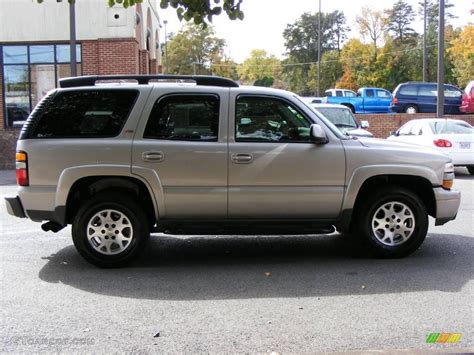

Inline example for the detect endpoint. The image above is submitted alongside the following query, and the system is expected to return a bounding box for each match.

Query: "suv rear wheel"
[355,188,428,258]
[72,192,150,267]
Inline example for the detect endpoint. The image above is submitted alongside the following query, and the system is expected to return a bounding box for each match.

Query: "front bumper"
[5,196,26,218]
[433,187,461,226]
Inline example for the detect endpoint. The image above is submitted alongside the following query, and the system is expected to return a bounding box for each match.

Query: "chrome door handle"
[142,151,164,162]
[231,153,253,164]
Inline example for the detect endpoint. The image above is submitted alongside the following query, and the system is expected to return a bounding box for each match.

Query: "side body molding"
[55,165,163,220]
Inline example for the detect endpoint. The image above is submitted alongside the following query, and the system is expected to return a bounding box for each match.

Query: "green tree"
[308,50,343,93]
[36,0,244,26]
[165,24,226,75]
[236,49,281,85]
[211,56,239,80]
[336,39,373,90]
[384,0,416,42]
[418,0,456,81]
[282,11,349,94]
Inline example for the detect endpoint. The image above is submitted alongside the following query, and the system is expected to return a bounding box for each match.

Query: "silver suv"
[5,75,461,267]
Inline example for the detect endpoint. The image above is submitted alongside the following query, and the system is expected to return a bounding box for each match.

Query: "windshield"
[314,107,358,133]
[431,121,474,134]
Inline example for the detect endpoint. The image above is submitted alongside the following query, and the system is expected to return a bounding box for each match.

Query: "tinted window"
[33,90,137,138]
[419,85,436,97]
[236,96,311,142]
[345,91,357,97]
[399,85,417,96]
[335,90,343,97]
[366,90,374,97]
[326,90,333,97]
[144,95,219,141]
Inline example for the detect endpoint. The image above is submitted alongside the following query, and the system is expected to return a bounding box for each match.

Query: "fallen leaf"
[361,285,366,289]
[264,272,271,277]
[153,332,160,338]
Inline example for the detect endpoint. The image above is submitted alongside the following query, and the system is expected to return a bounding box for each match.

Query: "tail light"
[16,151,29,186]
[391,97,398,105]
[433,139,452,148]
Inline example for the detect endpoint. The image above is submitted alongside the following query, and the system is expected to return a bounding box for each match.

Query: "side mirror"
[360,120,369,129]
[390,130,399,136]
[310,124,329,144]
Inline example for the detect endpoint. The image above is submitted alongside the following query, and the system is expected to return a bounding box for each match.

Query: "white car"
[388,119,474,174]
[306,103,373,138]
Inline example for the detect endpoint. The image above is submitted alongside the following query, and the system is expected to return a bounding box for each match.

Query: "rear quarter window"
[32,90,138,138]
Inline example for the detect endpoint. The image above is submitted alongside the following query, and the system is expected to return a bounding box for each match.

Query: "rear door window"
[399,85,417,96]
[144,94,220,141]
[418,85,437,97]
[33,90,138,138]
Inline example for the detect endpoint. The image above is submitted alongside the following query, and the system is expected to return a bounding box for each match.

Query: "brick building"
[0,0,162,168]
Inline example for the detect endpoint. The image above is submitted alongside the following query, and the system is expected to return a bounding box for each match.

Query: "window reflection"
[3,46,28,64]
[4,65,30,127]
[30,45,55,63]
[2,44,82,128]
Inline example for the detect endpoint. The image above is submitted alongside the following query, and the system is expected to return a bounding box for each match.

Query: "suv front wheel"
[355,188,428,258]
[72,192,150,267]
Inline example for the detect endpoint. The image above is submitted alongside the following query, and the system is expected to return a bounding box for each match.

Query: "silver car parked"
[5,75,461,267]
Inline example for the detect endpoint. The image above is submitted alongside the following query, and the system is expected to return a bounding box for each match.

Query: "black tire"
[467,166,474,175]
[404,104,418,114]
[72,192,150,268]
[354,187,428,258]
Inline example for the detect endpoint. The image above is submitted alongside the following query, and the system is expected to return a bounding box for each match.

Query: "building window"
[1,43,82,128]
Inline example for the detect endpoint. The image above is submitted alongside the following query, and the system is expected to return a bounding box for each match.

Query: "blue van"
[390,82,463,114]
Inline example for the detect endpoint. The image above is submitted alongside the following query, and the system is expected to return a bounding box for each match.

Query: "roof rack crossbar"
[59,75,239,88]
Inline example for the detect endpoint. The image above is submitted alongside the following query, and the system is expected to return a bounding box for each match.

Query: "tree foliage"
[165,24,226,74]
[36,0,244,26]
[448,25,474,88]
[236,49,281,85]
[282,11,349,94]
[384,0,416,42]
[356,7,386,50]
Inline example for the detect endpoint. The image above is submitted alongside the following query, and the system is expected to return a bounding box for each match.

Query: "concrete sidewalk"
[0,170,15,185]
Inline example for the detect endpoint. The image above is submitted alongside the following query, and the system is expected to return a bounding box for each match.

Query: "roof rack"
[59,74,239,88]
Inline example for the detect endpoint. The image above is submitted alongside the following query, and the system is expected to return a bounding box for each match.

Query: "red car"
[460,80,474,113]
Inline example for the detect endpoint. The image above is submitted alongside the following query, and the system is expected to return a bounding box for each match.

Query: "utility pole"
[422,0,427,82]
[163,20,168,74]
[436,0,445,118]
[69,1,77,77]
[317,0,321,97]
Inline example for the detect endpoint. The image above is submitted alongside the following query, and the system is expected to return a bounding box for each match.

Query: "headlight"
[442,163,454,189]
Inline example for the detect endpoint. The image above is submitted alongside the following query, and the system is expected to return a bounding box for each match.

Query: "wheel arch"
[55,165,161,225]
[338,169,437,233]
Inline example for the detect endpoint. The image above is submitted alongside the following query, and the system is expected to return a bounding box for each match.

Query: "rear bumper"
[5,196,26,218]
[433,187,461,226]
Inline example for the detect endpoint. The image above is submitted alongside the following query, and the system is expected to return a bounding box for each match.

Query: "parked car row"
[301,98,473,174]
[304,80,474,115]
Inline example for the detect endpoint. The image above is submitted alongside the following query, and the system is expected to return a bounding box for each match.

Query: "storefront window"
[1,44,82,128]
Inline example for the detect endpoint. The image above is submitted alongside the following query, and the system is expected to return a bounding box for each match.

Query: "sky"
[159,0,473,63]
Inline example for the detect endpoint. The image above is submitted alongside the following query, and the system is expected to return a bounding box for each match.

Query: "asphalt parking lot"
[0,169,472,353]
